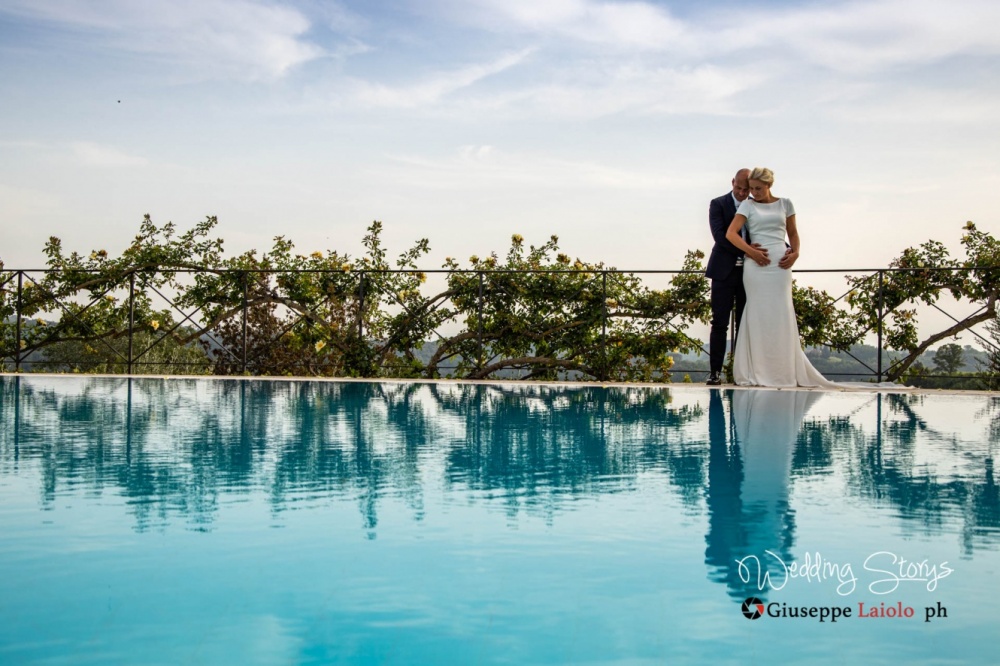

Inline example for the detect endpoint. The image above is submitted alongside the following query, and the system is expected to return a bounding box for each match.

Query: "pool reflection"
[1,376,998,585]
[705,390,821,600]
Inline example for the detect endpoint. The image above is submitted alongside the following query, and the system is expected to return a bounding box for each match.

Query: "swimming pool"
[1,376,997,664]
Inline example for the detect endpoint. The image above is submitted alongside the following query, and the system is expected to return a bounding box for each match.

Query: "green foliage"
[2,219,711,382]
[436,235,709,381]
[792,282,857,349]
[2,217,998,387]
[826,221,999,381]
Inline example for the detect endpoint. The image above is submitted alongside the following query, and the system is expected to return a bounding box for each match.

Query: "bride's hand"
[778,249,798,270]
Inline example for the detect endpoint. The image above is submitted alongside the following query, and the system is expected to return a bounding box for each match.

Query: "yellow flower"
[469,255,479,264]
[511,234,524,244]
[315,340,326,352]
[416,272,427,283]
[605,299,618,308]
[19,340,27,349]
[105,294,116,302]
[311,251,323,259]
[964,221,976,231]
[150,320,160,331]
[89,251,98,260]
[341,263,351,271]
[36,318,46,326]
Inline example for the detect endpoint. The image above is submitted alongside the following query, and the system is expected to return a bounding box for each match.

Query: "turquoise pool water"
[1,376,997,665]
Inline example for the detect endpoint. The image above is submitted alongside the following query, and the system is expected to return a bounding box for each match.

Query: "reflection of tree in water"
[1,377,266,531]
[268,381,430,538]
[798,393,1000,556]
[0,378,706,533]
[2,377,998,553]
[960,457,1000,555]
[427,384,705,520]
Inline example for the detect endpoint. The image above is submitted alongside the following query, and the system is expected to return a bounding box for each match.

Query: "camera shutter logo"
[742,597,765,620]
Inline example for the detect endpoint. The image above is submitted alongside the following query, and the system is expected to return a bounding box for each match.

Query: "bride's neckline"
[752,197,781,204]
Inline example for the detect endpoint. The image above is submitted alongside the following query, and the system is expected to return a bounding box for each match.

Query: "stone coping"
[2,372,994,396]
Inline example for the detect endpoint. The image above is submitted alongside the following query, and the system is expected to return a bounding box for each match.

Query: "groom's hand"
[778,248,798,269]
[749,244,770,266]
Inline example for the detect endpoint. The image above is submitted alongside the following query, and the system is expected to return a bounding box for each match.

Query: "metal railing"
[2,265,998,385]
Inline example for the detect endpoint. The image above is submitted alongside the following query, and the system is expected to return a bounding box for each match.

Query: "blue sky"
[1,0,998,271]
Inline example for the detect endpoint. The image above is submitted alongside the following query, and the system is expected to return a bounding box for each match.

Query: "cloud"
[381,145,685,192]
[740,0,1000,74]
[346,49,534,108]
[434,0,687,51]
[518,63,763,118]
[437,0,1000,68]
[0,0,327,79]
[70,141,148,167]
[403,0,1000,121]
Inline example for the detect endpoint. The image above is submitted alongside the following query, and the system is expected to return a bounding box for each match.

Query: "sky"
[1,0,999,276]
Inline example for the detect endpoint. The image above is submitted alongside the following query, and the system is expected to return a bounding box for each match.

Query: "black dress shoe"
[706,371,723,386]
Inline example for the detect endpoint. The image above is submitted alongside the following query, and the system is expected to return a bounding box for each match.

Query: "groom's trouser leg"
[709,268,743,373]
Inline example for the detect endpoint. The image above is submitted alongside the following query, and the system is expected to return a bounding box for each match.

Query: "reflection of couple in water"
[705,389,822,600]
[706,167,902,389]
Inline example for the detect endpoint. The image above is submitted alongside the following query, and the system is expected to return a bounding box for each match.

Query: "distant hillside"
[667,343,990,382]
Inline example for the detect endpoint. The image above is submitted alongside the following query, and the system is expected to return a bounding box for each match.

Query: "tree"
[932,343,965,375]
[794,221,999,382]
[431,234,709,381]
[978,316,1000,391]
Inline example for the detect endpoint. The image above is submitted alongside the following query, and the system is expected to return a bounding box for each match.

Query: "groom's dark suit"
[705,192,748,376]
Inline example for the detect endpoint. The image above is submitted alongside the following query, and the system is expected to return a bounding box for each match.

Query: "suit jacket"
[705,191,748,281]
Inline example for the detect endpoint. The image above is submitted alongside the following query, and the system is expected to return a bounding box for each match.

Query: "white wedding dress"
[732,198,902,389]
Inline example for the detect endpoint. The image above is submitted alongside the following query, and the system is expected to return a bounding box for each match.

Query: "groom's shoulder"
[710,192,731,206]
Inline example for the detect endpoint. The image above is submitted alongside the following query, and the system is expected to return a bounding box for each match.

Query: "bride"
[723,167,898,389]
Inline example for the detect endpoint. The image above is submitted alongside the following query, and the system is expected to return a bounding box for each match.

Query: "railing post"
[477,271,484,373]
[241,271,248,375]
[127,271,135,375]
[877,270,883,382]
[601,270,608,382]
[15,271,23,372]
[358,271,365,341]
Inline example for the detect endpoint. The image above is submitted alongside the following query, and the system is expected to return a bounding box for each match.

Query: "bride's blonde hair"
[749,167,774,185]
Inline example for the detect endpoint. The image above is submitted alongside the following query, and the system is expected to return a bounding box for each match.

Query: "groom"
[704,168,751,386]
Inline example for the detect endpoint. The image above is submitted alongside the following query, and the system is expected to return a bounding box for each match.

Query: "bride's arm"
[779,214,800,269]
[725,215,770,266]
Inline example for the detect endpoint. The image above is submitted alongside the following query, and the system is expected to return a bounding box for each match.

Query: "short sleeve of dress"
[783,199,796,217]
[736,199,754,217]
